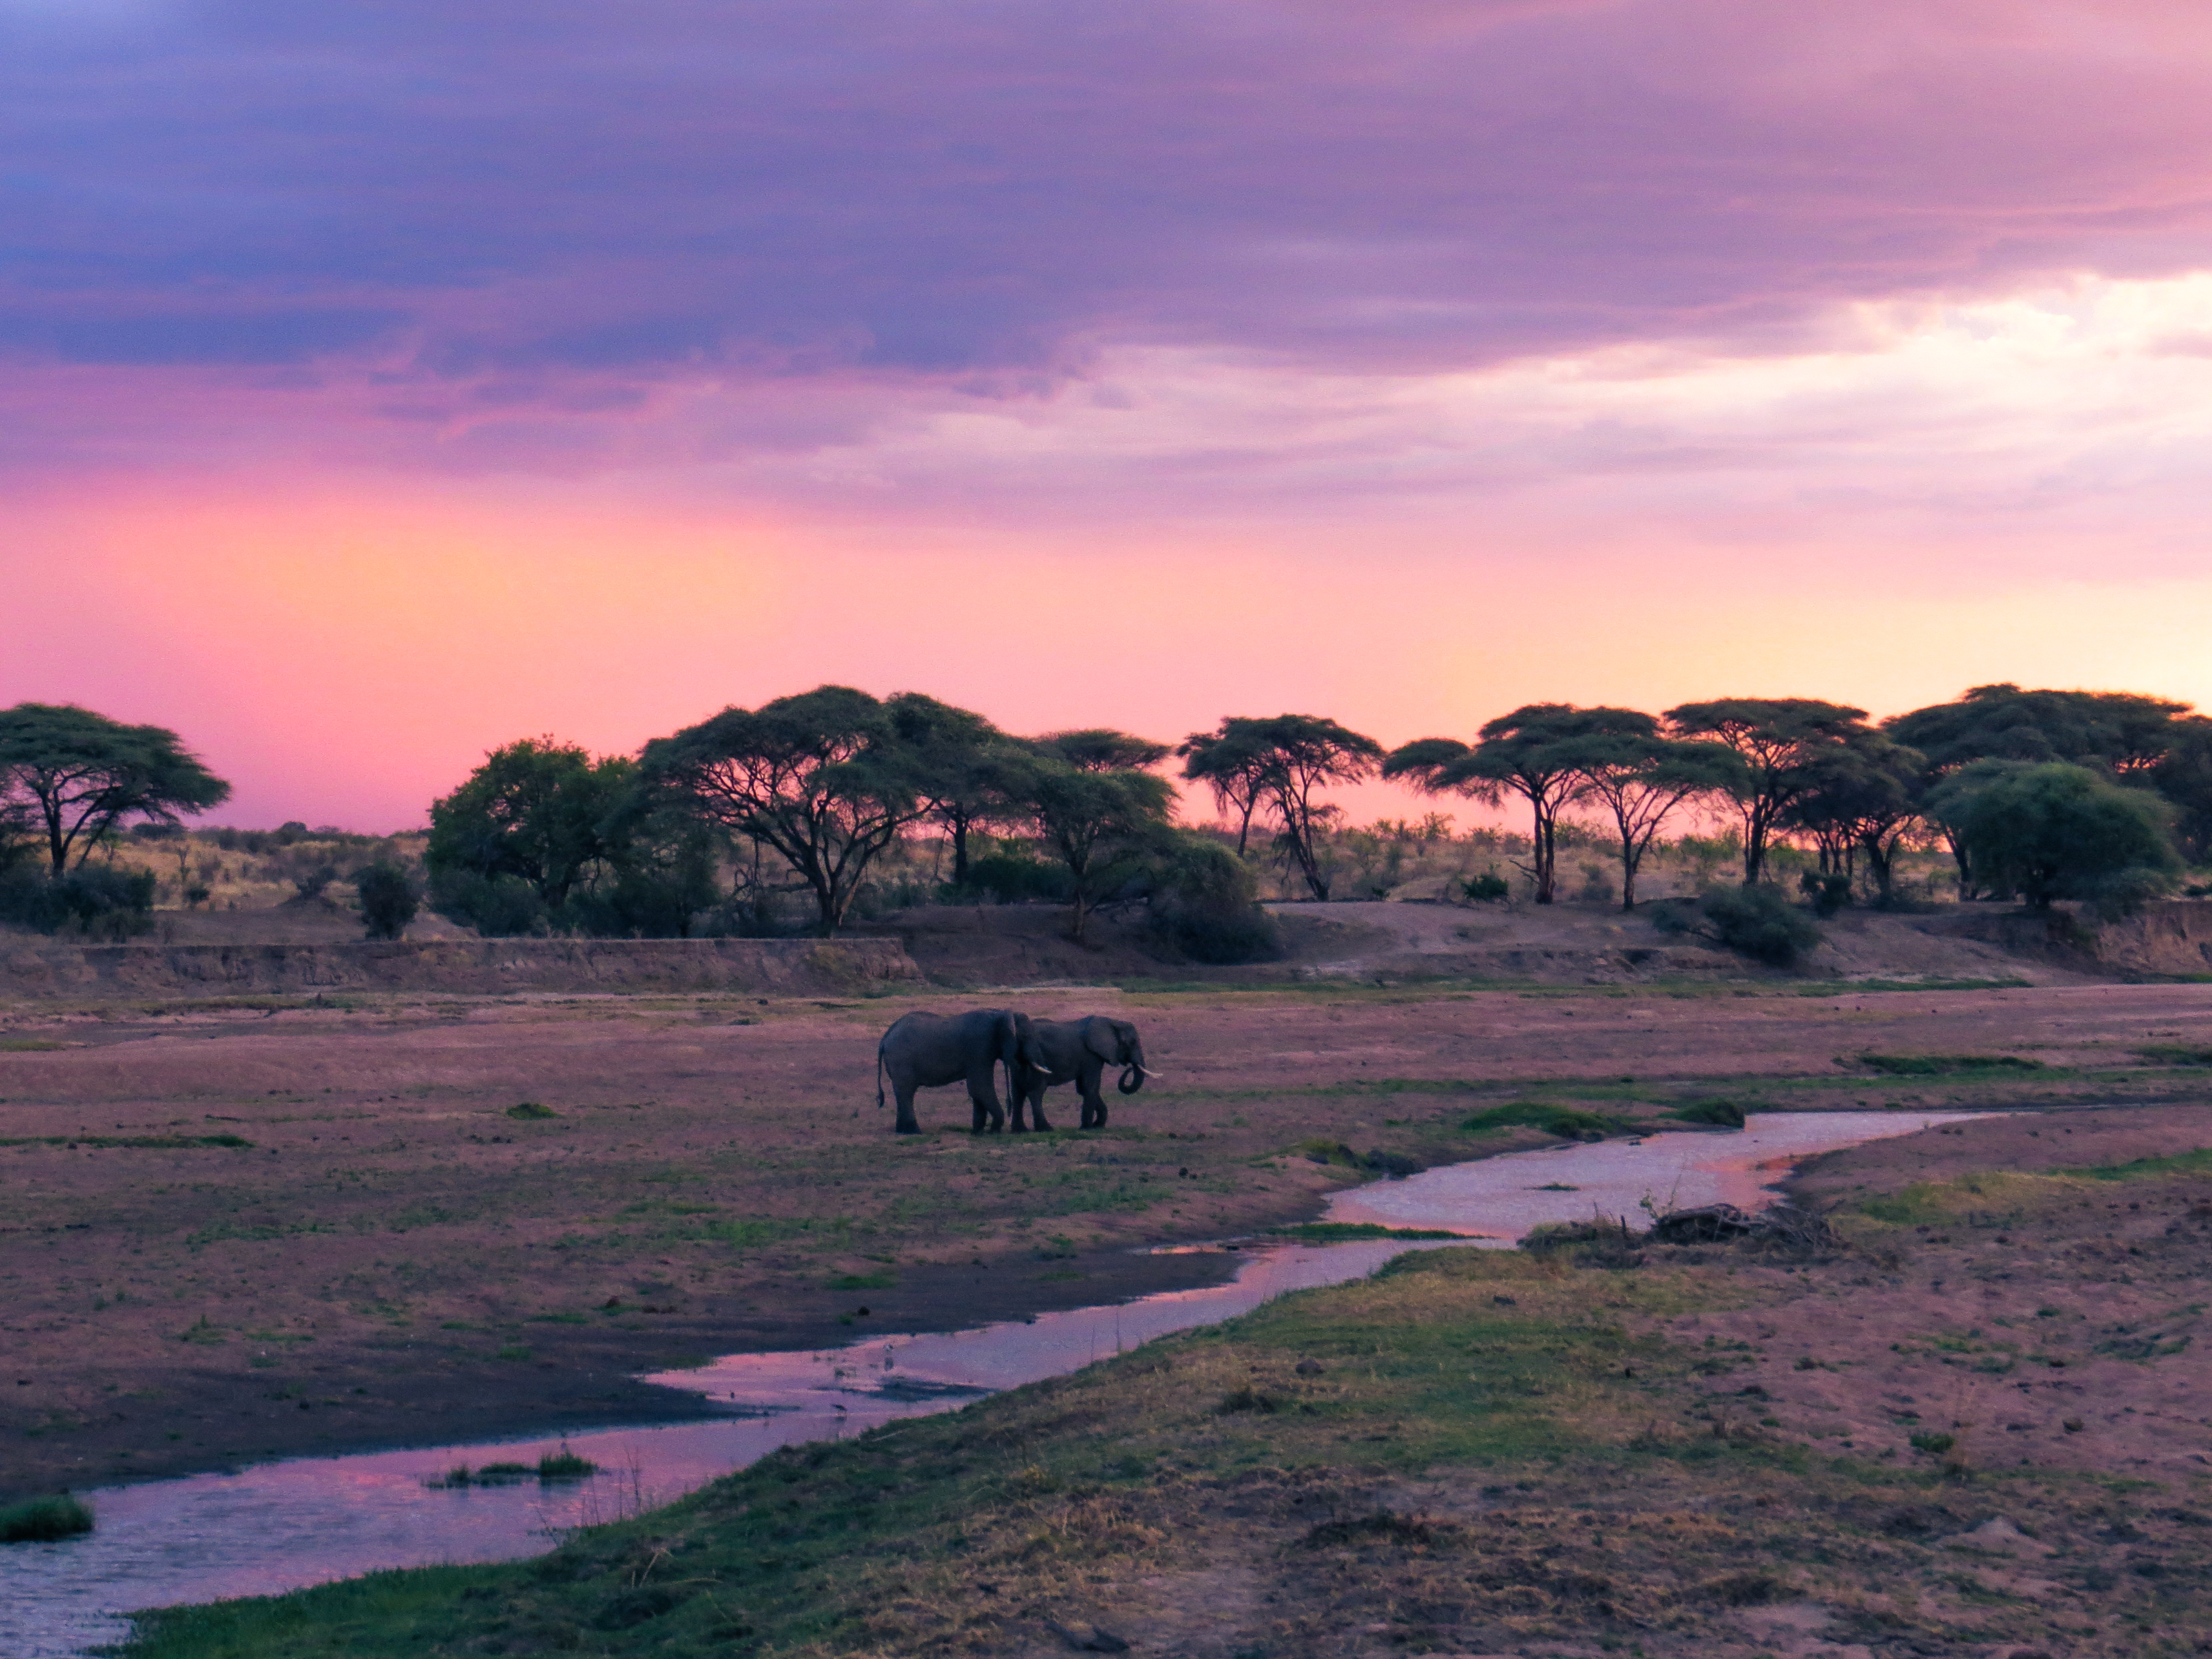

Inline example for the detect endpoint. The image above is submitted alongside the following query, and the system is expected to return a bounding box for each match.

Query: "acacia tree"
[1009,757,1174,940]
[0,703,230,876]
[1203,715,1384,900]
[1384,705,1621,904]
[1663,699,1871,886]
[1544,715,1738,909]
[887,693,1021,887]
[1176,722,1274,854]
[1778,732,1926,905]
[638,685,941,935]
[1887,684,2194,896]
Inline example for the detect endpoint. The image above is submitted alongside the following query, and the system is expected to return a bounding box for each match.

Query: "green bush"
[1145,836,1283,965]
[429,868,546,937]
[1697,884,1823,967]
[1670,1098,1747,1128]
[353,863,419,940]
[1929,759,2180,911]
[0,1494,93,1543]
[1459,870,1510,902]
[0,865,155,939]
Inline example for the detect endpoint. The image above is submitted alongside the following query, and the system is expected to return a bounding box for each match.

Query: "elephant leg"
[1029,1084,1054,1132]
[1008,1081,1030,1132]
[894,1083,921,1135]
[969,1079,1004,1134]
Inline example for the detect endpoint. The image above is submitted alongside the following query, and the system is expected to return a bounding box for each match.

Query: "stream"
[1,1110,1981,1656]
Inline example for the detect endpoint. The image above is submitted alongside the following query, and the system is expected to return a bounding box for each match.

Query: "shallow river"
[1,1111,1980,1656]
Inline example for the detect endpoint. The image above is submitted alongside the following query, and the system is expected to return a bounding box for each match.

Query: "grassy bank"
[123,1158,2212,1658]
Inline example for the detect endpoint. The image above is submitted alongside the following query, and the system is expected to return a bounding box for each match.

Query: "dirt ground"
[6,972,2212,1509]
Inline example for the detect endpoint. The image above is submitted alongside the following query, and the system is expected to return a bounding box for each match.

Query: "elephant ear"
[1083,1021,1119,1062]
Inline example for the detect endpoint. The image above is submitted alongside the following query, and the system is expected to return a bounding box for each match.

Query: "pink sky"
[7,3,2212,828]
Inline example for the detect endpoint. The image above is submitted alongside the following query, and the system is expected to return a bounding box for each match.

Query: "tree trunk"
[1531,801,1556,904]
[950,812,972,886]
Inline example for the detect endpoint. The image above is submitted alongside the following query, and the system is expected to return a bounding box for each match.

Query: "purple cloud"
[4,0,2211,464]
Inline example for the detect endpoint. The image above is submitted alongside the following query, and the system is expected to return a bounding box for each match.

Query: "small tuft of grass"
[0,1038,64,1052]
[0,1494,93,1543]
[537,1448,597,1480]
[829,1270,896,1290]
[504,1102,558,1120]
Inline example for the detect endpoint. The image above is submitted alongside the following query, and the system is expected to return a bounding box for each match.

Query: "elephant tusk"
[1138,1067,1164,1079]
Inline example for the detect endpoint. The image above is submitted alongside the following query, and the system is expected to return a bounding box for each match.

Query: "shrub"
[353,863,419,940]
[1697,884,1823,967]
[1144,835,1282,965]
[1459,869,1510,902]
[0,865,155,939]
[429,868,546,937]
[290,863,339,901]
[0,1494,93,1543]
[1798,870,1853,916]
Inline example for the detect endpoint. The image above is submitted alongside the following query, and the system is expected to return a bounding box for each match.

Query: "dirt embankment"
[0,936,919,999]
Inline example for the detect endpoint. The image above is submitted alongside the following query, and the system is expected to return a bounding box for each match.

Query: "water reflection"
[1,1110,1981,1658]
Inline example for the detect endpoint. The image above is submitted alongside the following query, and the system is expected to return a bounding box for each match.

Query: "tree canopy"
[1927,760,2180,912]
[637,685,946,935]
[1777,730,1926,904]
[1005,755,1174,940]
[1662,698,1869,886]
[1886,684,2190,778]
[427,737,633,910]
[1385,705,1660,904]
[1543,716,1738,909]
[1197,714,1383,900]
[0,703,231,877]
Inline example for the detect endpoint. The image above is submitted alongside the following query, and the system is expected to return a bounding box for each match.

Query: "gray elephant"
[875,1009,1020,1135]
[1010,1014,1150,1130]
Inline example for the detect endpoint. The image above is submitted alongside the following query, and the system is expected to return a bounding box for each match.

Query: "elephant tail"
[875,1044,886,1110]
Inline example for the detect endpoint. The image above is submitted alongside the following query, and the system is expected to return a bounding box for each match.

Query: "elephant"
[875,1009,1020,1135]
[1009,1015,1151,1131]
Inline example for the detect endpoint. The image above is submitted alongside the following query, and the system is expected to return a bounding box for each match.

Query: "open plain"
[3,958,2210,1503]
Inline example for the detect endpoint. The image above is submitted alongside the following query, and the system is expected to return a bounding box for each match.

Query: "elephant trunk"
[1118,1035,1146,1095]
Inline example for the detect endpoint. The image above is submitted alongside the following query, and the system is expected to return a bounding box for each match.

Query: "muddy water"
[1,1110,1980,1657]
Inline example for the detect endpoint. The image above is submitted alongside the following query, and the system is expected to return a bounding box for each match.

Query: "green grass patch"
[1667,1098,1748,1128]
[1458,1101,1623,1139]
[828,1271,896,1291]
[2077,1146,2212,1182]
[0,1037,64,1052]
[0,1494,93,1543]
[1849,1052,2045,1076]
[504,1102,558,1120]
[1266,1222,1466,1242]
[2138,1044,2212,1066]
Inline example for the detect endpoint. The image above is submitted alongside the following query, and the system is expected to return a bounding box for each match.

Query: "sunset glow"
[8,3,2212,825]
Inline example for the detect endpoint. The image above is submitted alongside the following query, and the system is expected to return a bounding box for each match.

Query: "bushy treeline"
[416,681,2212,953]
[421,691,1285,961]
